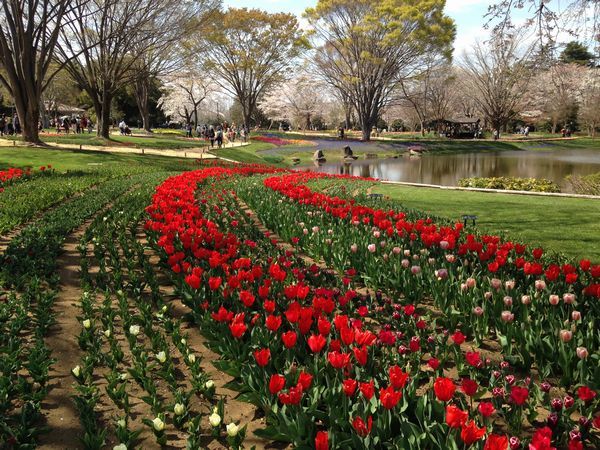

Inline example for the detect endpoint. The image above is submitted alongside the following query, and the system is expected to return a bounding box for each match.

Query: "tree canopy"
[306,0,455,140]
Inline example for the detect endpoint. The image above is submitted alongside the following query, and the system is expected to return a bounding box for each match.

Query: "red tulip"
[298,371,313,390]
[389,366,409,389]
[510,386,529,406]
[380,386,402,409]
[343,378,357,397]
[446,404,468,429]
[359,380,375,400]
[265,315,282,332]
[229,322,247,339]
[577,386,596,402]
[328,351,351,369]
[461,378,478,397]
[269,374,286,395]
[478,401,496,418]
[483,434,509,450]
[315,431,328,450]
[308,334,327,353]
[434,377,455,402]
[353,345,368,366]
[352,416,372,437]
[253,348,271,367]
[451,331,466,345]
[460,420,486,445]
[208,276,221,290]
[281,330,297,348]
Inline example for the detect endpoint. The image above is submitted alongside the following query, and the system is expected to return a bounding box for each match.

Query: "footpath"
[0,135,251,160]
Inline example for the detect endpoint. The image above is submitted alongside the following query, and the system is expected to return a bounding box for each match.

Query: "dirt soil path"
[37,224,88,449]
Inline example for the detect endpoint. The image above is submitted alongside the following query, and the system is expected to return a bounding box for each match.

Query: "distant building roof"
[44,101,85,114]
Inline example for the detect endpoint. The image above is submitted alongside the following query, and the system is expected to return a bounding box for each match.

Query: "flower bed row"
[145,166,599,449]
[253,135,315,147]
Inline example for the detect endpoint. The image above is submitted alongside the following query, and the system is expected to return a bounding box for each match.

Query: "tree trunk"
[134,77,152,133]
[97,94,112,139]
[14,95,42,145]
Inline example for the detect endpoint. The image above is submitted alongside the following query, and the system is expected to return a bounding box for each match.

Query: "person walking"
[0,115,5,136]
[208,126,215,148]
[216,127,223,148]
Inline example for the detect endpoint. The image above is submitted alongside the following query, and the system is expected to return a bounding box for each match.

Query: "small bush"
[458,177,561,193]
[565,172,600,195]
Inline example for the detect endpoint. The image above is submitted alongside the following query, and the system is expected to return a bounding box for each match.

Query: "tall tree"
[158,71,213,127]
[203,7,307,130]
[560,41,595,66]
[460,33,533,138]
[306,0,455,141]
[259,74,327,130]
[131,0,219,133]
[487,1,599,59]
[0,0,75,144]
[57,0,187,138]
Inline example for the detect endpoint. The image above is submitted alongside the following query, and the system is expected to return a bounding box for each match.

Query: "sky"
[223,0,500,55]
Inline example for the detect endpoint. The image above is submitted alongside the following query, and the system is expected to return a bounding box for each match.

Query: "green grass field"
[371,183,600,262]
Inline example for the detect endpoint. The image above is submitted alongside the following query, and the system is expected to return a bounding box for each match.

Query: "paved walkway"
[0,136,250,160]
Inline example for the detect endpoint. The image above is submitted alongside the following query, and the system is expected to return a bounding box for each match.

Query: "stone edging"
[380,180,600,200]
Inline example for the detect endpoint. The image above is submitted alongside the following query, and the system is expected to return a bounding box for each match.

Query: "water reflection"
[307,150,600,192]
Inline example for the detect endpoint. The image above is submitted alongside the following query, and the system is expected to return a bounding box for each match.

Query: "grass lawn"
[1,130,208,150]
[0,146,196,172]
[371,183,600,262]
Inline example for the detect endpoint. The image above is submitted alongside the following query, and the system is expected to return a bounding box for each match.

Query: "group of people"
[0,114,21,136]
[51,116,93,134]
[185,122,248,148]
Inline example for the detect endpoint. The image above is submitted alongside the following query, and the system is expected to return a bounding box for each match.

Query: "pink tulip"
[367,244,376,253]
[445,254,455,263]
[503,296,513,307]
[571,311,581,321]
[392,247,401,255]
[380,241,386,248]
[535,280,546,291]
[350,244,358,253]
[440,240,449,250]
[559,330,572,342]
[505,280,516,290]
[484,291,493,301]
[521,295,531,305]
[373,230,381,238]
[303,228,308,235]
[403,250,411,257]
[466,278,476,288]
[501,311,514,322]
[473,306,484,316]
[411,266,421,275]
[576,347,589,359]
[549,295,560,306]
[401,259,410,268]
[562,293,575,304]
[312,226,319,233]
[435,269,448,280]
[491,278,502,290]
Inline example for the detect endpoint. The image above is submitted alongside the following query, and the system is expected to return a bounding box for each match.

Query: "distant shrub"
[565,172,600,195]
[458,177,561,193]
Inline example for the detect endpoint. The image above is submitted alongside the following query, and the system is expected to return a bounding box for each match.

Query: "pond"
[285,138,600,192]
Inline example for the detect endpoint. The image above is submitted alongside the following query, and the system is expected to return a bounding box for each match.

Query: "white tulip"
[82,319,91,329]
[187,353,196,364]
[113,445,127,450]
[226,422,239,437]
[205,380,214,390]
[152,417,165,431]
[174,403,185,416]
[209,413,222,427]
[71,365,81,378]
[129,325,140,336]
[103,329,111,338]
[156,351,167,364]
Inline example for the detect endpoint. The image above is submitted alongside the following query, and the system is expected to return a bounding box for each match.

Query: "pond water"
[284,138,600,192]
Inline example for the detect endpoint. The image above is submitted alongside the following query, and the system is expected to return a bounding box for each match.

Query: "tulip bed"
[0,173,155,447]
[143,166,599,450]
[74,172,249,448]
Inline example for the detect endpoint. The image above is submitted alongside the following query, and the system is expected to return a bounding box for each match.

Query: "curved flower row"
[0,165,52,192]
[257,172,599,384]
[144,166,599,450]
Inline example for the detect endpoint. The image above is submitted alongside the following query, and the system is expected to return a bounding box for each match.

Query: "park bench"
[462,215,478,226]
